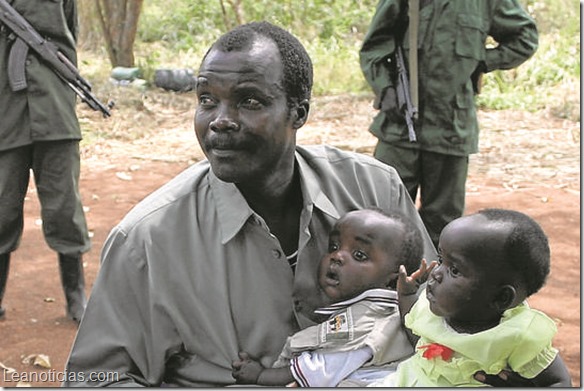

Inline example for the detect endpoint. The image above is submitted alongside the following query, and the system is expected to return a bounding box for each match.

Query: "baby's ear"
[493,285,517,312]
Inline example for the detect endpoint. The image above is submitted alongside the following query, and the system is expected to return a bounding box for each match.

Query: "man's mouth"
[210,147,241,158]
[207,138,253,158]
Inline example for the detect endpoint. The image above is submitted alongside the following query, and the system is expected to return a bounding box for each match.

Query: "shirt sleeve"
[484,0,538,72]
[290,346,373,387]
[359,0,402,97]
[63,228,181,386]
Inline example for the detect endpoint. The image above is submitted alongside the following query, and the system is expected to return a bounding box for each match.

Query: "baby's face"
[426,214,512,330]
[318,210,404,303]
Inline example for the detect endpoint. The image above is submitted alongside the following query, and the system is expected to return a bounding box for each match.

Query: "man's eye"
[353,250,368,262]
[198,95,216,107]
[240,97,263,110]
[437,254,444,264]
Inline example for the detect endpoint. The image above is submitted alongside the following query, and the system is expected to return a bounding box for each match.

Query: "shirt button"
[272,249,282,258]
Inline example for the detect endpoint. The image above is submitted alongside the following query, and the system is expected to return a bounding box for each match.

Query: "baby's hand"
[231,351,264,384]
[397,259,437,296]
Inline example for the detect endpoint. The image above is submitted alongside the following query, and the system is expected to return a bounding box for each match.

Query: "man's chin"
[209,163,249,183]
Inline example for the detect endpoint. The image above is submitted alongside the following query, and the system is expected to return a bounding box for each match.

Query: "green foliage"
[476,0,579,118]
[134,0,579,118]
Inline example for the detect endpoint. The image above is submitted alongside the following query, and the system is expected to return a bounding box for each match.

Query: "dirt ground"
[0,92,580,387]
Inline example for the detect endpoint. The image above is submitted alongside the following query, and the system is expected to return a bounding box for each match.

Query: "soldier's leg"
[373,140,421,204]
[418,151,468,248]
[32,141,90,322]
[0,146,33,317]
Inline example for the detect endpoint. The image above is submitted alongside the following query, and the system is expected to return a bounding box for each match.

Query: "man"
[360,0,538,247]
[0,0,89,322]
[63,22,436,386]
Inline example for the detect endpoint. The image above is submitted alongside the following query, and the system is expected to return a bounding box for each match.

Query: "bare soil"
[0,92,580,387]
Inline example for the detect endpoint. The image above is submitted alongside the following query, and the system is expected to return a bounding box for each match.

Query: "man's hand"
[231,351,264,384]
[474,370,536,387]
[379,86,404,123]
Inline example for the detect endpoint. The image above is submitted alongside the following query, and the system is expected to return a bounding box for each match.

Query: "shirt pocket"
[455,13,486,61]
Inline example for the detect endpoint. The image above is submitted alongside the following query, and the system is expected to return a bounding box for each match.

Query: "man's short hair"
[203,21,313,107]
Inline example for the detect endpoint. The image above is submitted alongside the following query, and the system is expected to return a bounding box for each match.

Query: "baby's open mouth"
[324,269,340,286]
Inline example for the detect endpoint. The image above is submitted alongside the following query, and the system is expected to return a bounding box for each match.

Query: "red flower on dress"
[418,343,454,361]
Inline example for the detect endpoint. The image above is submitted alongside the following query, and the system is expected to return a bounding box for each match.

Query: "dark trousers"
[0,141,90,256]
[374,141,468,247]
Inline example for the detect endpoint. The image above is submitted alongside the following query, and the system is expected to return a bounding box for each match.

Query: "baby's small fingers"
[238,351,250,360]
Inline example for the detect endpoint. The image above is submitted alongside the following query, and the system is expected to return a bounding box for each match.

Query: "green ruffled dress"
[373,291,558,387]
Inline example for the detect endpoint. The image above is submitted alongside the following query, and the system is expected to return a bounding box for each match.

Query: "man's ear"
[493,285,517,312]
[292,99,310,129]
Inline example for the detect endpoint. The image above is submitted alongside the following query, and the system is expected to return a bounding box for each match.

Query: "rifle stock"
[0,0,111,117]
[394,46,417,142]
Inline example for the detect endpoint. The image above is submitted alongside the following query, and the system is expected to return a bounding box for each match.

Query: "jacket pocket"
[455,14,486,60]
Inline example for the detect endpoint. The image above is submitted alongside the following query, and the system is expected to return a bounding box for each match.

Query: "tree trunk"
[219,0,245,30]
[77,1,101,50]
[95,0,143,67]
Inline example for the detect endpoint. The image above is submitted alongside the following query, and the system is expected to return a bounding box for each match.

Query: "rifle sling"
[407,0,419,117]
[7,37,29,91]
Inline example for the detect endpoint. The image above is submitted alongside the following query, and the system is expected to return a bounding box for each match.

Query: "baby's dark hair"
[203,21,313,108]
[367,208,423,275]
[479,208,550,297]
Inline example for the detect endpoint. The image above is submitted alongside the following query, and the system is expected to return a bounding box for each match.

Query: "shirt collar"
[211,149,342,245]
[295,148,341,220]
[210,171,255,245]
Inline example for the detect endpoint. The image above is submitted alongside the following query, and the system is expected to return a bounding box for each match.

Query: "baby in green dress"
[373,208,572,387]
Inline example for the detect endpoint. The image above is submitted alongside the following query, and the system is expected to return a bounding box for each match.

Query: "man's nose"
[210,105,239,132]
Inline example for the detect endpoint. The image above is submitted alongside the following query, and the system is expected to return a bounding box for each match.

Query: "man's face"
[194,38,299,184]
[318,210,404,303]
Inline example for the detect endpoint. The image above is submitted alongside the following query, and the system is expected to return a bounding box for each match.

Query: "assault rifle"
[0,0,111,117]
[394,45,417,142]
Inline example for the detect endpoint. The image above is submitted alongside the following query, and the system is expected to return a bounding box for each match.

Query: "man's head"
[205,21,313,108]
[195,22,312,185]
[318,208,423,303]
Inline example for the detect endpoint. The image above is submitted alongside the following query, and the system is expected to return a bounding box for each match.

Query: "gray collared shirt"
[64,144,436,387]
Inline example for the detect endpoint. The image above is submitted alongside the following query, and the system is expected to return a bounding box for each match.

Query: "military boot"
[0,253,9,318]
[58,253,87,323]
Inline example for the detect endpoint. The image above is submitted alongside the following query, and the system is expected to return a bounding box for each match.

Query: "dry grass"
[78,89,580,197]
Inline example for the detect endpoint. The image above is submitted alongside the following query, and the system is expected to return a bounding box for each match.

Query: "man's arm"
[64,229,173,386]
[359,0,403,100]
[63,0,79,42]
[474,355,571,387]
[483,0,538,72]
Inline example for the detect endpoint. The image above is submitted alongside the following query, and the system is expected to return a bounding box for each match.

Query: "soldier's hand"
[380,87,403,123]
